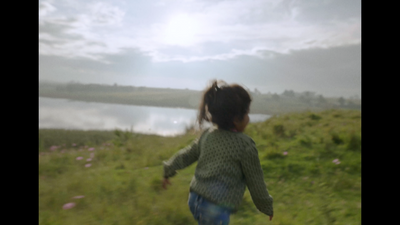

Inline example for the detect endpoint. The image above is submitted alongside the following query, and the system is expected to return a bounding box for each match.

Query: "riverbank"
[39,82,361,115]
[39,109,361,225]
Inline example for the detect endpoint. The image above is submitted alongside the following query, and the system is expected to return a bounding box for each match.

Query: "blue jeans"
[188,192,232,225]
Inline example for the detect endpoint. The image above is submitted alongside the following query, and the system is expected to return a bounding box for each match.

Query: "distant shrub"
[273,124,285,137]
[95,150,108,161]
[331,133,344,145]
[298,136,312,148]
[113,129,133,147]
[309,113,322,120]
[333,113,342,118]
[115,163,125,170]
[346,133,361,151]
[287,129,297,138]
[324,142,335,151]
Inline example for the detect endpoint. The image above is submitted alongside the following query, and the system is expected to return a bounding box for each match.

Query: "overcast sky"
[39,0,361,98]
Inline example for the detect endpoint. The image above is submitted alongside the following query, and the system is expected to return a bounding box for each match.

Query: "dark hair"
[197,80,252,130]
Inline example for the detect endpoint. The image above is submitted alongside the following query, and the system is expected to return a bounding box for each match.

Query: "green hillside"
[39,109,361,225]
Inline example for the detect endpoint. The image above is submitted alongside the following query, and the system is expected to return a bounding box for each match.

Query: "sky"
[39,0,361,98]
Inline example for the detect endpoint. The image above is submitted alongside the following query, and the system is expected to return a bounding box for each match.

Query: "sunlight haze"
[39,0,361,98]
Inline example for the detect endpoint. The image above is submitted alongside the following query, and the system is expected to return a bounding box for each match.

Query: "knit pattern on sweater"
[163,127,273,216]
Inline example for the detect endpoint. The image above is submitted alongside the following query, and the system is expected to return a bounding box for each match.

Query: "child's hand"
[162,178,171,190]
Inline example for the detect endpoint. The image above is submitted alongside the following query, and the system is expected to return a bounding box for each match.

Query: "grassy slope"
[39,109,361,225]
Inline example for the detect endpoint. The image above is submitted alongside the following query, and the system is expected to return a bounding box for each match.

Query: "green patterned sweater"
[163,127,273,216]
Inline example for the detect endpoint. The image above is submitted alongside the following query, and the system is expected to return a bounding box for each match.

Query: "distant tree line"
[55,82,140,93]
[39,82,360,113]
[280,89,360,109]
[52,82,187,93]
[248,88,360,109]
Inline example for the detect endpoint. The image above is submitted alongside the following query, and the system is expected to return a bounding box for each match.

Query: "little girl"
[162,80,273,225]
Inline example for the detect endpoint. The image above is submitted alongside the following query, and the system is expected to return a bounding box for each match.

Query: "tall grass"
[39,109,361,225]
[39,129,115,152]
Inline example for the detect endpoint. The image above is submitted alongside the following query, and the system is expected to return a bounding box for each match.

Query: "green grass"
[39,129,116,152]
[39,109,361,225]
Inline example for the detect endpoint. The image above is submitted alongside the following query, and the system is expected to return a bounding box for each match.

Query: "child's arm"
[162,139,200,179]
[241,142,274,217]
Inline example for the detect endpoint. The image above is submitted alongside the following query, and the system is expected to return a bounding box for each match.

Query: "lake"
[39,97,271,136]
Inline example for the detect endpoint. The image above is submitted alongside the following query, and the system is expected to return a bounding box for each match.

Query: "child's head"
[197,80,252,131]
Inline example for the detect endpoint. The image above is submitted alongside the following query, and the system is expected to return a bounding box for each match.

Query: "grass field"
[39,109,361,225]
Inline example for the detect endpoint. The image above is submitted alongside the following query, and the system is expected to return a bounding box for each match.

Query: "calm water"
[39,97,271,136]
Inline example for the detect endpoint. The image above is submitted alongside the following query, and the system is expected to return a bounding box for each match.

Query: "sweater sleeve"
[163,138,200,179]
[241,141,274,216]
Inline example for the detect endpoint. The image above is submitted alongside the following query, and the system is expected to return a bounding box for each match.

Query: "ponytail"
[198,80,220,128]
[197,80,251,130]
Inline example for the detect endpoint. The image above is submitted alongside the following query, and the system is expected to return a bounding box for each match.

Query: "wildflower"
[332,159,341,164]
[283,151,288,155]
[85,164,91,167]
[88,147,95,151]
[62,202,76,210]
[76,157,83,160]
[72,195,85,199]
[50,146,58,151]
[72,143,76,147]
[144,167,149,169]
[90,153,94,158]
[86,158,92,162]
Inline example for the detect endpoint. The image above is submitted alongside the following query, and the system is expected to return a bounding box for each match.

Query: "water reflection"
[39,97,271,136]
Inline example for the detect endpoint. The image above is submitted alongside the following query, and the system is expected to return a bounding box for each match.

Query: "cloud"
[39,48,152,83]
[136,0,361,62]
[39,1,127,61]
[39,0,360,63]
[145,43,361,97]
[292,0,361,23]
[87,2,125,26]
[235,43,362,97]
[39,1,57,18]
[39,43,360,97]
[39,0,360,98]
